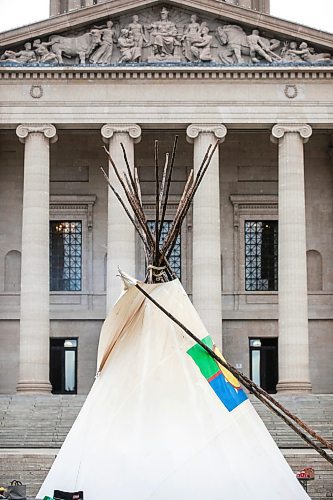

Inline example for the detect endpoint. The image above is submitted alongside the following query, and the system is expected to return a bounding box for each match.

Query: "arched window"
[307,250,323,291]
[4,250,21,292]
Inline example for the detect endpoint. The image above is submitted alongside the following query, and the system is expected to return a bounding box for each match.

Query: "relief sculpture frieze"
[1,5,332,67]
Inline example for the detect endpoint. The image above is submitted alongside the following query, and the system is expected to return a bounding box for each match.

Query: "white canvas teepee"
[38,277,309,499]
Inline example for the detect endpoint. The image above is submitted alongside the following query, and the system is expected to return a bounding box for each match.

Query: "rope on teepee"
[146,265,168,283]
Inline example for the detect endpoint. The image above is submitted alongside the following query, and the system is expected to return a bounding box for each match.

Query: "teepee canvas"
[39,277,309,499]
[38,136,315,499]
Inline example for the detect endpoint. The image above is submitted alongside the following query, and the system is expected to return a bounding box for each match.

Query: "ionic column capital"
[271,124,312,144]
[101,123,142,145]
[16,124,58,144]
[186,123,227,143]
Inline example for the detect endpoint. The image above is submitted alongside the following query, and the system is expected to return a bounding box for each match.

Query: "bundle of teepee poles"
[101,135,219,283]
[101,136,333,468]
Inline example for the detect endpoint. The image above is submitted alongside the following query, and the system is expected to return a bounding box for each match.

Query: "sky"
[0,0,332,33]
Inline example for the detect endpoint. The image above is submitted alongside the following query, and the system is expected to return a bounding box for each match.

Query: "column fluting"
[101,124,141,312]
[16,124,57,393]
[68,0,82,11]
[271,123,312,393]
[186,124,227,346]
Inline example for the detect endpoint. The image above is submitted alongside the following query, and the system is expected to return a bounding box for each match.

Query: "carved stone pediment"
[1,2,332,67]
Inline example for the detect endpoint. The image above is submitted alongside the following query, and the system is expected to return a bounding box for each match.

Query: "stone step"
[1,394,333,449]
[0,395,333,499]
[0,449,331,499]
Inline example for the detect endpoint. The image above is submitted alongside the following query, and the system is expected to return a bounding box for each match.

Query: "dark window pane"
[50,221,82,291]
[147,220,181,279]
[49,344,63,393]
[245,221,278,291]
[249,337,278,394]
[50,338,78,394]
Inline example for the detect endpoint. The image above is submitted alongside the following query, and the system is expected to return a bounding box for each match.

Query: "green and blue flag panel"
[187,335,247,412]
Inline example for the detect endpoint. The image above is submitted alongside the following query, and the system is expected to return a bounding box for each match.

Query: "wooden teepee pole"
[135,283,333,467]
[159,135,178,245]
[154,140,160,266]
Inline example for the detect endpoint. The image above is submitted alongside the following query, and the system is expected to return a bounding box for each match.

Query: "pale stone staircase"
[0,394,333,498]
[0,395,85,449]
[251,394,333,449]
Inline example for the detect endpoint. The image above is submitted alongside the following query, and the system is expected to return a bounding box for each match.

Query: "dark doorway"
[50,338,78,394]
[249,338,278,393]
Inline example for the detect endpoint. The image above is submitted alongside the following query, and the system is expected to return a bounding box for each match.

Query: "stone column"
[16,124,57,393]
[186,124,227,346]
[271,124,312,393]
[50,0,61,16]
[238,0,252,8]
[68,0,82,11]
[84,0,94,6]
[101,124,141,312]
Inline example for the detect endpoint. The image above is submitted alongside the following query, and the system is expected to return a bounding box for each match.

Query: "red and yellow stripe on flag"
[187,336,247,412]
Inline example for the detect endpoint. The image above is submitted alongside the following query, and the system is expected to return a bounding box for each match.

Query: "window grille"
[245,221,278,291]
[50,221,82,291]
[147,220,181,279]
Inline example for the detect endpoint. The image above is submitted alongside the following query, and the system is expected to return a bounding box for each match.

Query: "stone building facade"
[50,0,270,16]
[0,0,332,397]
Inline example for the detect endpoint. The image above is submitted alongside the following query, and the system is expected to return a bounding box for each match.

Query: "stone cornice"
[271,123,313,144]
[50,194,97,206]
[230,194,278,206]
[229,194,278,228]
[1,65,333,82]
[1,0,333,51]
[16,123,58,143]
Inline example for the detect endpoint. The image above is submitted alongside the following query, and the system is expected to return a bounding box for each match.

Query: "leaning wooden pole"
[159,135,178,243]
[154,140,160,266]
[135,283,333,467]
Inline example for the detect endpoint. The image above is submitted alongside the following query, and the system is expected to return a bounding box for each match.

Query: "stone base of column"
[16,380,52,394]
[277,380,312,394]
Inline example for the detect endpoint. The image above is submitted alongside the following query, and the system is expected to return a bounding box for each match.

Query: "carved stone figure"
[90,21,116,64]
[247,29,274,63]
[0,42,37,64]
[190,23,213,62]
[216,25,282,64]
[118,29,141,62]
[0,8,332,67]
[259,37,281,61]
[127,15,147,61]
[33,39,59,64]
[0,50,16,62]
[181,14,201,61]
[216,24,249,64]
[148,7,179,58]
[49,30,102,64]
[281,41,303,62]
[291,41,331,63]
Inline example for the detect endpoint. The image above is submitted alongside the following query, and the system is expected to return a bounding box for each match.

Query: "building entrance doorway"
[50,338,78,394]
[249,338,278,393]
